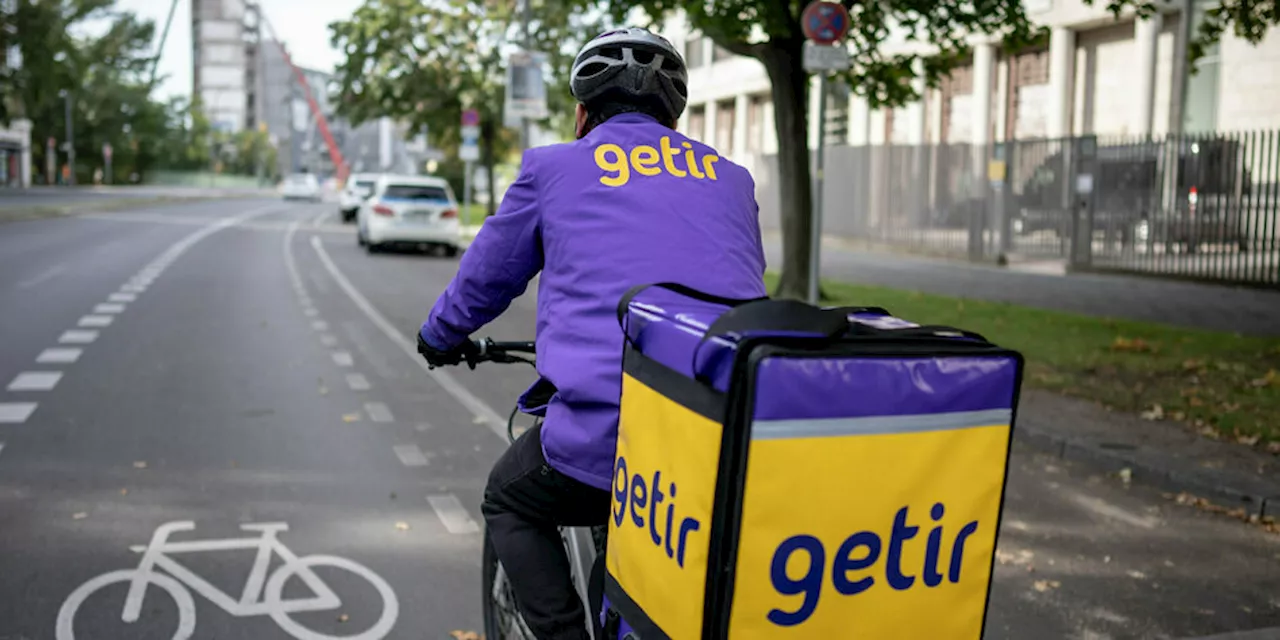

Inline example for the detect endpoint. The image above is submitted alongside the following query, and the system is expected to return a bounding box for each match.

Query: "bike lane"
[0,209,489,638]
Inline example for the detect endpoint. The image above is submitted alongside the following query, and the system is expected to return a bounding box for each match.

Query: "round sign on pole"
[801,1,851,45]
[461,109,480,127]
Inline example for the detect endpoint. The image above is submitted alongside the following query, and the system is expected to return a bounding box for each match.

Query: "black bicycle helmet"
[570,27,688,123]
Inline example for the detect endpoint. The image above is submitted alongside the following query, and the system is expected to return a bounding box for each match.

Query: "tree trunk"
[758,42,813,300]
[481,119,498,217]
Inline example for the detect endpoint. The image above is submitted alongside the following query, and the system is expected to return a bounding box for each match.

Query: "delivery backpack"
[600,282,1025,640]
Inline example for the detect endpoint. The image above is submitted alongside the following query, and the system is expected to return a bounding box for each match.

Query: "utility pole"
[61,90,76,186]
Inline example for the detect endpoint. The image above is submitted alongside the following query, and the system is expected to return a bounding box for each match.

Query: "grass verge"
[0,196,214,224]
[765,273,1280,445]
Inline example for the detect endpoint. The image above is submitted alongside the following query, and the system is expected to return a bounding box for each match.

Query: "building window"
[746,94,767,152]
[716,99,735,154]
[945,65,974,95]
[712,43,733,63]
[687,105,706,140]
[683,36,705,68]
[1015,50,1049,86]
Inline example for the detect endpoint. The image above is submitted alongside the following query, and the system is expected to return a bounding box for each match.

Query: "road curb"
[1014,424,1278,519]
[1179,627,1280,639]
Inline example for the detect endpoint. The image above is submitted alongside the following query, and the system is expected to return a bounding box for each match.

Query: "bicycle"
[461,338,608,640]
[55,520,399,640]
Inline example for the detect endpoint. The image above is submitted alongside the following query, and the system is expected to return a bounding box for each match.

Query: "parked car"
[281,173,321,202]
[356,175,460,256]
[338,173,380,223]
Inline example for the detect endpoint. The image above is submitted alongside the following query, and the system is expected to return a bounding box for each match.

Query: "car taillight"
[440,209,457,219]
[372,205,394,217]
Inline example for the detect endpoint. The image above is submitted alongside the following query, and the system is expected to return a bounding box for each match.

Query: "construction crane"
[259,12,349,184]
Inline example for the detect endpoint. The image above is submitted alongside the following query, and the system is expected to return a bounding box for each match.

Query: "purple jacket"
[420,113,767,490]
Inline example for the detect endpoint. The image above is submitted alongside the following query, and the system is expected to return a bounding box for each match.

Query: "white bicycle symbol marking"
[56,520,399,640]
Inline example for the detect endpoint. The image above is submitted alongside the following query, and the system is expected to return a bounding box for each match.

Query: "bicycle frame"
[122,520,338,622]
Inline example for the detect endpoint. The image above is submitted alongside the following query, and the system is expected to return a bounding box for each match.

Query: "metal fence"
[747,131,1280,288]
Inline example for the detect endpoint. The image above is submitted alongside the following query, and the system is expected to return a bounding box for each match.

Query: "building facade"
[192,0,260,133]
[665,0,1280,159]
[0,0,30,187]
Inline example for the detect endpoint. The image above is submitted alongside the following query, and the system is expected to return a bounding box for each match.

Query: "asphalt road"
[0,198,1276,639]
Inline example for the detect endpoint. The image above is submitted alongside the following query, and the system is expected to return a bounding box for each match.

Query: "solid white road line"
[36,348,82,364]
[7,372,63,392]
[332,352,354,367]
[392,444,428,467]
[345,373,371,391]
[311,210,329,226]
[310,235,506,438]
[0,442,5,460]
[364,402,394,423]
[0,403,38,423]
[108,293,137,302]
[78,315,113,328]
[428,494,480,534]
[58,330,98,344]
[17,264,67,289]
[93,303,126,314]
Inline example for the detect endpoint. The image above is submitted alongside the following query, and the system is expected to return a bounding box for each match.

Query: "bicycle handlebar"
[468,338,535,365]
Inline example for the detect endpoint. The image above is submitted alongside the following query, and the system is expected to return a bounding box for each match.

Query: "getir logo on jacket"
[594,136,721,187]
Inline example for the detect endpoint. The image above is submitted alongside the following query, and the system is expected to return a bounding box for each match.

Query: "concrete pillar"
[972,43,995,149]
[706,99,719,150]
[909,75,928,145]
[733,93,749,160]
[848,96,872,146]
[1134,14,1162,136]
[1048,27,1076,138]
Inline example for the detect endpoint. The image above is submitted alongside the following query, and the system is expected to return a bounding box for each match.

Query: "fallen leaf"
[394,521,409,531]
[337,613,349,623]
[319,386,329,396]
[120,488,128,496]
[1140,405,1164,421]
[1268,442,1280,455]
[472,415,487,424]
[342,413,360,423]
[1127,570,1147,579]
[450,631,482,640]
[72,512,88,520]
[133,461,147,469]
[1181,359,1204,371]
[1118,468,1132,484]
[1236,433,1261,446]
[1171,411,1186,421]
[1032,579,1060,592]
[1248,370,1277,388]
[1188,397,1204,407]
[1110,336,1154,353]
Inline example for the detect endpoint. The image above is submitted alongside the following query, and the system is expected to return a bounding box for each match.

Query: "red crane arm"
[261,16,349,183]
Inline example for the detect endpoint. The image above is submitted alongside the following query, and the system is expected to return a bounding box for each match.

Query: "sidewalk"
[764,233,1280,337]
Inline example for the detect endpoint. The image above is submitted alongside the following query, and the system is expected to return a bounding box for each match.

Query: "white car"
[338,173,380,222]
[356,175,461,256]
[280,173,321,201]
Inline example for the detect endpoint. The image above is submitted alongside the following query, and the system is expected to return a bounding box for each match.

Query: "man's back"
[531,113,766,489]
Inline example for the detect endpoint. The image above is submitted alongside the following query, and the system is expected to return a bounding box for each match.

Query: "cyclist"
[417,27,766,639]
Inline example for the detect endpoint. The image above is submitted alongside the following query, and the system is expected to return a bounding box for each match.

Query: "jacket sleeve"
[419,151,544,349]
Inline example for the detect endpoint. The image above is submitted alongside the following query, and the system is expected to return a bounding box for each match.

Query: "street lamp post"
[59,90,75,186]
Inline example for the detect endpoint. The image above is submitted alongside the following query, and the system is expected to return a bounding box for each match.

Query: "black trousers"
[481,424,611,640]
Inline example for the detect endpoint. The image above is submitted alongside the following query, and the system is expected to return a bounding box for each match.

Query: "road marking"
[17,264,67,289]
[312,320,328,331]
[320,335,337,346]
[58,330,98,344]
[392,444,428,467]
[364,402,394,423]
[346,373,371,390]
[121,284,147,293]
[93,303,126,314]
[109,293,137,302]
[1069,493,1160,529]
[0,442,5,460]
[0,403,38,423]
[331,352,353,367]
[298,296,312,306]
[304,308,318,317]
[428,495,480,534]
[8,372,63,391]
[311,210,329,226]
[37,348,82,364]
[78,315,113,328]
[310,235,506,437]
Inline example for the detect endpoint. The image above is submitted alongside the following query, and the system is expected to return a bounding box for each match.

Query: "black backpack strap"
[846,321,991,343]
[616,282,767,327]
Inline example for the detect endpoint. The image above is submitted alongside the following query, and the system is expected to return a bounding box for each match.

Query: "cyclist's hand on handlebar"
[416,333,480,370]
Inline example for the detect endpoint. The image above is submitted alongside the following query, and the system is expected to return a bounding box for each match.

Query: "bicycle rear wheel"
[482,529,535,640]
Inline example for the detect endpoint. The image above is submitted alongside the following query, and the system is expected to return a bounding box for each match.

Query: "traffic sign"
[460,142,480,162]
[803,41,851,72]
[461,125,480,141]
[801,1,850,45]
[102,143,112,161]
[461,109,480,127]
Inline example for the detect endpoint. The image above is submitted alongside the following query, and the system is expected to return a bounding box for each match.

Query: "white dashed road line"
[8,372,63,392]
[36,348,82,364]
[331,352,354,367]
[312,320,329,331]
[345,373,371,391]
[108,293,137,302]
[93,303,126,314]
[58,330,98,344]
[364,402,394,423]
[310,235,506,437]
[78,315,113,328]
[0,403,38,424]
[428,494,481,534]
[320,335,337,347]
[392,444,428,467]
